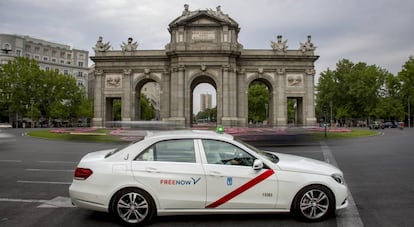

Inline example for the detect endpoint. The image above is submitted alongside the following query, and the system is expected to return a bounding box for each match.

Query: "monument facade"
[90,5,318,128]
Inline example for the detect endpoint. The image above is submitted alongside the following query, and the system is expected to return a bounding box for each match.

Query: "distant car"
[383,122,397,128]
[69,130,348,225]
[369,121,379,129]
[0,123,12,128]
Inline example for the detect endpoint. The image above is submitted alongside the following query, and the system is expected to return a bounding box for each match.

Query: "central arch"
[247,78,274,126]
[190,75,217,127]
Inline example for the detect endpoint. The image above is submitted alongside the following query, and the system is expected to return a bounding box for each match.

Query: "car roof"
[144,130,234,141]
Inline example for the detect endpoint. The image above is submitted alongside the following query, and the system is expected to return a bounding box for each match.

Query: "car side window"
[135,139,196,163]
[202,139,255,167]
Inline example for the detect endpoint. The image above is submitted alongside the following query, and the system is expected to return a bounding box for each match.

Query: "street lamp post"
[409,95,411,128]
[30,98,34,128]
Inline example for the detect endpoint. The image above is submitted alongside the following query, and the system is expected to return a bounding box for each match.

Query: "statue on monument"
[271,35,288,52]
[121,37,138,52]
[93,36,111,52]
[299,35,316,53]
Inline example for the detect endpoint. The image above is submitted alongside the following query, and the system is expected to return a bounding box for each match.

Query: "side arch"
[246,74,276,126]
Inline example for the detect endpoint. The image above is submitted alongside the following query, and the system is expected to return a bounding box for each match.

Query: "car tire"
[111,188,156,226]
[291,185,335,222]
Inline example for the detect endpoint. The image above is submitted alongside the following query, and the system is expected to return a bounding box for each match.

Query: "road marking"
[0,198,47,203]
[320,141,364,227]
[0,160,22,163]
[25,168,73,172]
[0,197,75,208]
[17,180,71,185]
[37,161,78,164]
[37,196,75,208]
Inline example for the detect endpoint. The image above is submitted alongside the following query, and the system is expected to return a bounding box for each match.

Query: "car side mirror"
[253,159,263,170]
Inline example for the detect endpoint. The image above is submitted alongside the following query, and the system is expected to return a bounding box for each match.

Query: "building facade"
[90,5,318,128]
[200,93,212,112]
[0,34,89,90]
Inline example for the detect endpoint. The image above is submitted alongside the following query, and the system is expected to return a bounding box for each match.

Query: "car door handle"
[145,167,160,173]
[209,171,224,177]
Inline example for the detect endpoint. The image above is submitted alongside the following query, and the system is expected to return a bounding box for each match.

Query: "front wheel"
[111,188,156,226]
[292,185,335,222]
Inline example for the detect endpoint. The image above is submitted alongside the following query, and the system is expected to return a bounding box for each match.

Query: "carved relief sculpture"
[93,36,111,52]
[121,37,138,52]
[287,74,304,87]
[105,75,122,88]
[271,35,288,52]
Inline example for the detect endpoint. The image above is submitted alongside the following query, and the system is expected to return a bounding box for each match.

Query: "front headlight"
[331,173,345,185]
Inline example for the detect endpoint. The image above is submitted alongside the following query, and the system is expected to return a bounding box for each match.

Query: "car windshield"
[235,138,279,163]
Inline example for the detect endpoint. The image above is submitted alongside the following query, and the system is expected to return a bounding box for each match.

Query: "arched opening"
[287,97,303,126]
[105,97,121,127]
[135,79,160,121]
[191,76,217,127]
[248,79,272,127]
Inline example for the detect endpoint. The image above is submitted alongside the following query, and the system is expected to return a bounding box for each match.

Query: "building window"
[77,72,83,78]
[34,47,39,53]
[60,59,64,64]
[45,67,50,71]
[26,53,31,58]
[52,50,56,57]
[67,61,71,65]
[43,57,48,61]
[64,70,68,75]
[34,55,40,60]
[77,81,84,86]
[60,52,65,58]
[43,48,49,55]
[67,54,71,59]
[25,45,31,52]
[78,61,84,67]
[52,58,56,62]
[16,49,21,57]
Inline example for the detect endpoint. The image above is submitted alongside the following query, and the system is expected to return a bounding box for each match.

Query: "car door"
[131,139,206,209]
[200,139,278,209]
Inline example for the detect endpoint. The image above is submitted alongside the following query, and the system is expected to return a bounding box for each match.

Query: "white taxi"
[69,130,348,225]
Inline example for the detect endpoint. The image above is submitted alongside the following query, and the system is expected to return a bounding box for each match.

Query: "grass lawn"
[28,129,127,143]
[311,128,379,140]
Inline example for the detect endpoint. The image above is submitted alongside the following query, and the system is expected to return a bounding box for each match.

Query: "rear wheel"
[292,185,335,222]
[111,188,156,226]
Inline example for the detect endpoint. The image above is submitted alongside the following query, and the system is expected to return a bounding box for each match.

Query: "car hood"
[275,152,341,175]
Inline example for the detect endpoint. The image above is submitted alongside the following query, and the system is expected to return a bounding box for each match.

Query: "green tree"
[140,94,155,120]
[316,59,391,124]
[397,56,414,126]
[248,82,269,123]
[1,57,91,126]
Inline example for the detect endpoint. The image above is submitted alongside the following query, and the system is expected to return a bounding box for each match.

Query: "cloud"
[1,0,413,76]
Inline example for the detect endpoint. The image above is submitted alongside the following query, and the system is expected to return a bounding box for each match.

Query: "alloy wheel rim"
[299,189,329,219]
[117,192,149,223]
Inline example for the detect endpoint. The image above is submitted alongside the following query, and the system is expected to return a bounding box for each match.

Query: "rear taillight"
[74,168,93,180]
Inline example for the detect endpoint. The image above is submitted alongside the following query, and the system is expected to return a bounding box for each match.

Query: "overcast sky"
[1,0,413,113]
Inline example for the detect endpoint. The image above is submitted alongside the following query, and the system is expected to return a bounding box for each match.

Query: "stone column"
[178,65,185,118]
[305,69,317,126]
[122,69,132,122]
[92,69,104,127]
[237,69,247,126]
[160,68,170,120]
[222,65,230,118]
[276,68,287,126]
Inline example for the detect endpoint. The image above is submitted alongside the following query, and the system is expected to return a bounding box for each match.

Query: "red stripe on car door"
[205,169,275,208]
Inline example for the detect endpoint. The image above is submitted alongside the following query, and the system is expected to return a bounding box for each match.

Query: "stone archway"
[247,78,273,126]
[134,78,160,121]
[189,75,217,127]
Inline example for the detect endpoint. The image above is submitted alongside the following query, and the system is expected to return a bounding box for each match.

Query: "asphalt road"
[0,128,413,227]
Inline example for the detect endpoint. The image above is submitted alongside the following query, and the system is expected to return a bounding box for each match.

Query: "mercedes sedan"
[69,130,348,225]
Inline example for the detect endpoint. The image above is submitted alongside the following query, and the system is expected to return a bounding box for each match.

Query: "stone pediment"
[169,6,239,28]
